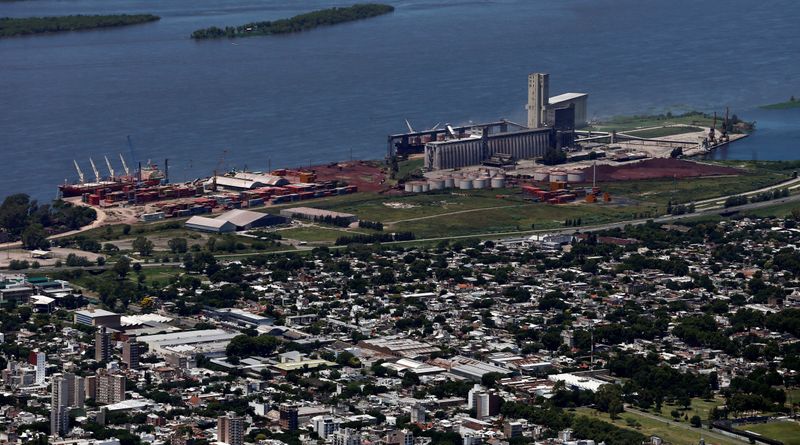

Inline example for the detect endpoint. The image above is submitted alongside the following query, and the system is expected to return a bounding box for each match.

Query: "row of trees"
[191,4,394,39]
[335,231,414,245]
[0,14,160,37]
[724,189,788,208]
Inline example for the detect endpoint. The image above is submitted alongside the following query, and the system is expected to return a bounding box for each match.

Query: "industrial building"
[424,127,553,170]
[74,308,121,328]
[137,329,238,357]
[206,308,274,328]
[527,72,588,129]
[185,209,287,233]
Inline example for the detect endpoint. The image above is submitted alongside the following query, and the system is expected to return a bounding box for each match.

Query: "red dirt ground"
[580,158,741,181]
[311,160,389,192]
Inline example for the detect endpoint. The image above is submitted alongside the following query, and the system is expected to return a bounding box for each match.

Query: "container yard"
[61,156,359,219]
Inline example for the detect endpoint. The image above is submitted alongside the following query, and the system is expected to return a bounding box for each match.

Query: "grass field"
[651,397,727,422]
[590,113,717,132]
[624,126,704,138]
[739,421,800,445]
[574,407,742,445]
[278,226,355,243]
[760,99,800,110]
[396,157,424,181]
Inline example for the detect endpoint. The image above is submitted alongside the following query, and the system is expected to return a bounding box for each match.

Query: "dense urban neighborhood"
[2,211,800,445]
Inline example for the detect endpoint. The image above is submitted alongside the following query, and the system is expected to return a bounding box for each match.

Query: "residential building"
[217,413,244,445]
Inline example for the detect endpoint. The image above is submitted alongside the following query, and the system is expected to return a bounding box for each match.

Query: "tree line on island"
[191,3,394,39]
[0,14,159,37]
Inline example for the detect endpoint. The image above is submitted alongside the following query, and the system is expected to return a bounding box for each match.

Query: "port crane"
[89,158,101,183]
[73,160,85,184]
[104,156,115,179]
[119,153,130,176]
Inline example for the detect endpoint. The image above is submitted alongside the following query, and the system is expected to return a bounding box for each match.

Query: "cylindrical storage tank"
[429,179,445,190]
[491,176,506,188]
[421,182,430,192]
[412,182,423,193]
[567,170,586,183]
[404,183,413,193]
[533,171,549,182]
[458,179,473,190]
[473,177,489,189]
[550,171,568,183]
[444,176,455,188]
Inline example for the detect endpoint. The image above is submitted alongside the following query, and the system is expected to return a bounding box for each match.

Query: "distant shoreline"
[0,14,160,37]
[191,3,394,40]
[760,98,800,110]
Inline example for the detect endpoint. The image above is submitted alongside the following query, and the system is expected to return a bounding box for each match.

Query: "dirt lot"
[312,160,389,192]
[580,158,741,181]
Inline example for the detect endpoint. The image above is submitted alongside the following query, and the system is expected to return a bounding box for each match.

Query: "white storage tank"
[549,171,568,183]
[458,179,474,190]
[567,170,586,183]
[412,182,423,193]
[404,182,414,193]
[444,176,456,188]
[429,179,445,190]
[422,182,430,192]
[473,177,489,189]
[533,171,549,182]
[491,176,506,188]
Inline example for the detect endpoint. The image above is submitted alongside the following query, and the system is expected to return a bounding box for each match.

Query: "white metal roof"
[549,92,588,104]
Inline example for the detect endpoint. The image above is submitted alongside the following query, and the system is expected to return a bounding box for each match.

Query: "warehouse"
[424,127,554,170]
[185,209,286,233]
[138,329,237,357]
[185,216,237,233]
[217,209,288,230]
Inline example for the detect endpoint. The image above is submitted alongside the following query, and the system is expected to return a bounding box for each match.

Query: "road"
[695,176,800,208]
[385,204,527,225]
[625,406,749,444]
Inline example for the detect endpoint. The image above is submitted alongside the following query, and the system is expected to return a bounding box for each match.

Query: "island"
[191,3,394,39]
[0,14,160,37]
[761,96,800,110]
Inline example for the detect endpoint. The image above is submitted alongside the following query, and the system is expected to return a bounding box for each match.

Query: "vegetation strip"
[0,14,160,37]
[191,3,394,39]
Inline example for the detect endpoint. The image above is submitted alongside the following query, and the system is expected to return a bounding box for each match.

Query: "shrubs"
[335,232,414,245]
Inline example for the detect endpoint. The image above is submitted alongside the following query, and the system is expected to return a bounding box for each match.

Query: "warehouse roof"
[234,172,290,186]
[549,92,588,104]
[218,209,266,227]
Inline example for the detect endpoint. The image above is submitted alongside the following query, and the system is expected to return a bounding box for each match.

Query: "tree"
[168,237,188,254]
[690,415,702,428]
[114,256,131,280]
[132,236,154,256]
[21,223,48,250]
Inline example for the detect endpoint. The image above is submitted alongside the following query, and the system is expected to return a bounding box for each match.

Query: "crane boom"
[104,156,115,179]
[73,160,85,184]
[89,158,101,183]
[119,154,130,176]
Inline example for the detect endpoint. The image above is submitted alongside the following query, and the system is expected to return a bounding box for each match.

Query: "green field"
[278,226,356,243]
[590,112,717,132]
[396,157,424,181]
[739,421,800,445]
[624,126,704,139]
[760,98,800,110]
[651,397,727,423]
[574,407,742,445]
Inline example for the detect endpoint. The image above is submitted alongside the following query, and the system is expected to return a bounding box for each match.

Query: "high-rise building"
[410,403,426,424]
[96,372,125,405]
[473,390,501,419]
[51,375,70,436]
[527,73,550,129]
[217,413,244,445]
[312,416,339,439]
[95,327,111,363]
[122,338,140,370]
[279,404,299,431]
[504,421,523,438]
[384,429,413,445]
[333,428,360,445]
[35,351,46,385]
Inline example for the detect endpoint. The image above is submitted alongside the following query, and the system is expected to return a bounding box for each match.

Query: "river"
[1,0,799,201]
